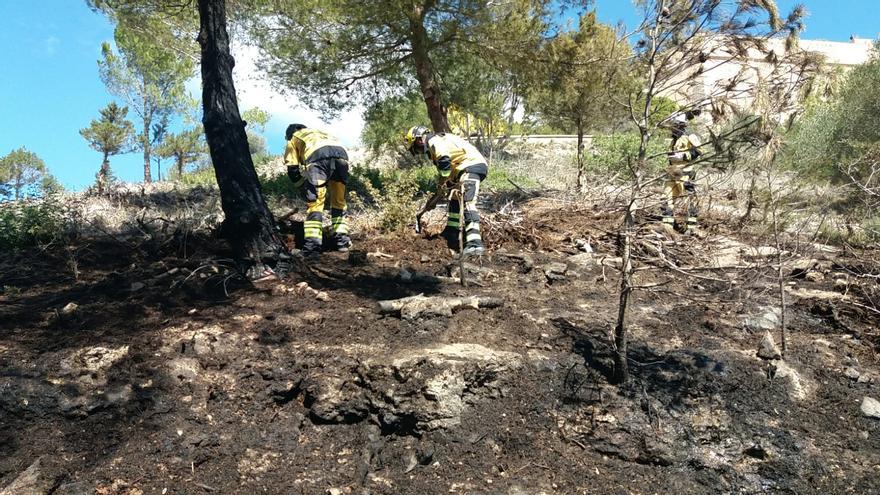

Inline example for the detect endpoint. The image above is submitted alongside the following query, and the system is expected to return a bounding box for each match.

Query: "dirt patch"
[2,198,879,494]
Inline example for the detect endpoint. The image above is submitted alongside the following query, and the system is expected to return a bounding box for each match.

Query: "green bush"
[177,167,218,187]
[585,133,667,178]
[0,196,68,250]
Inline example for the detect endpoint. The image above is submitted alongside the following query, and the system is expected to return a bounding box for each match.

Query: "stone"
[567,253,594,268]
[60,302,78,315]
[0,457,57,495]
[860,397,880,419]
[574,238,593,253]
[543,262,567,282]
[303,375,369,423]
[421,255,431,263]
[844,367,861,381]
[301,311,323,325]
[757,331,782,360]
[54,481,94,495]
[833,279,848,290]
[804,271,824,283]
[743,309,780,332]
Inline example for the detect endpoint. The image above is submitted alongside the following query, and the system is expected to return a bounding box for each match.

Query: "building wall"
[664,37,875,115]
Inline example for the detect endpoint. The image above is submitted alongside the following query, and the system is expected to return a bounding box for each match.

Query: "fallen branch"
[376,294,502,320]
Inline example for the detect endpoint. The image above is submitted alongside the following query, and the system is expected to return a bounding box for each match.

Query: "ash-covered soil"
[1,198,879,495]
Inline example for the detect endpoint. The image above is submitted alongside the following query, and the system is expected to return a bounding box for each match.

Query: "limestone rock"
[860,397,880,419]
[543,262,567,282]
[567,253,594,268]
[757,331,782,360]
[743,308,780,332]
[60,302,79,315]
[0,457,57,495]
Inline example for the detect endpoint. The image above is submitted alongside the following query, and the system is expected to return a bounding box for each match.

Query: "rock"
[574,238,593,253]
[380,344,523,431]
[303,375,369,423]
[314,291,330,302]
[403,452,419,473]
[757,331,782,360]
[327,489,344,495]
[54,481,94,495]
[543,262,567,282]
[60,302,78,315]
[638,437,677,466]
[421,255,431,263]
[0,457,57,495]
[860,397,880,419]
[130,282,146,292]
[599,257,623,269]
[301,311,323,325]
[567,253,594,268]
[844,367,861,381]
[833,278,848,290]
[743,309,780,332]
[804,271,824,283]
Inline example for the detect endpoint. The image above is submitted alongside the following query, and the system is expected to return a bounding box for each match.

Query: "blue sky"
[0,0,877,191]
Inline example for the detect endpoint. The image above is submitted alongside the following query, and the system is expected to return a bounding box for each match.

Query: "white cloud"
[230,43,364,147]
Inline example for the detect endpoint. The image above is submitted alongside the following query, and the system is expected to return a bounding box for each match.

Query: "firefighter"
[284,124,351,257]
[405,126,488,256]
[662,110,702,232]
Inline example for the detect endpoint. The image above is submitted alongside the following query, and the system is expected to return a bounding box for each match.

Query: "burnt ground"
[1,198,879,495]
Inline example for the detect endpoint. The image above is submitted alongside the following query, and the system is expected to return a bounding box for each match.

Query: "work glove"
[287,166,305,189]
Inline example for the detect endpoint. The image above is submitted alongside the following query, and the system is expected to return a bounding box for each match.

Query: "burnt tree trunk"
[197,0,287,267]
[576,117,585,190]
[612,208,635,384]
[409,6,449,133]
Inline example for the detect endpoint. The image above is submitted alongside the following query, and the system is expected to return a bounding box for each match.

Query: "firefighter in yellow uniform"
[284,124,351,257]
[405,126,488,256]
[662,110,702,232]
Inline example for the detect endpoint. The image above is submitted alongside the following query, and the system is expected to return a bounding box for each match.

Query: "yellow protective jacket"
[426,133,488,182]
[668,133,701,174]
[284,128,348,168]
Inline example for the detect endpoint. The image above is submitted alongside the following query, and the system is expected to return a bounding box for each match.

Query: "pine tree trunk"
[197,0,287,268]
[142,111,152,183]
[409,7,449,133]
[98,154,110,195]
[576,118,585,190]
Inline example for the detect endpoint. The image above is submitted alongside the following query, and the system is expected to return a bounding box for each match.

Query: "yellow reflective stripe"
[304,220,323,238]
[439,170,451,177]
[331,216,348,234]
[466,232,482,242]
[465,223,480,231]
[447,221,460,228]
[448,212,461,219]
